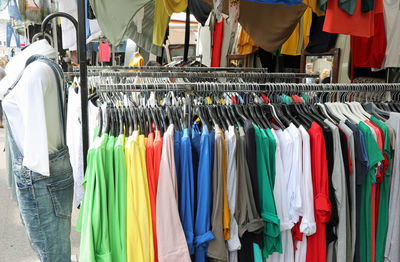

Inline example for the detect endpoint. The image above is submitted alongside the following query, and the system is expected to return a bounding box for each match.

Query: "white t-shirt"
[286,123,303,224]
[67,87,84,208]
[266,129,294,262]
[295,126,316,262]
[382,0,400,68]
[2,61,63,176]
[224,126,241,261]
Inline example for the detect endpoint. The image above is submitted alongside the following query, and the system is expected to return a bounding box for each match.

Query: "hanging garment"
[237,28,258,55]
[358,122,384,262]
[225,126,241,262]
[305,14,337,54]
[208,125,229,261]
[266,127,294,262]
[382,0,400,68]
[156,125,191,262]
[189,0,212,26]
[211,18,225,67]
[66,86,85,208]
[238,122,264,262]
[324,120,351,262]
[306,122,332,262]
[99,42,111,62]
[323,0,374,38]
[129,52,145,67]
[78,134,112,261]
[350,0,386,69]
[384,113,400,262]
[193,125,215,262]
[339,121,357,261]
[254,125,281,259]
[178,128,195,254]
[203,0,307,53]
[281,8,313,56]
[296,126,317,262]
[302,0,325,16]
[370,116,392,262]
[114,134,128,262]
[126,131,154,262]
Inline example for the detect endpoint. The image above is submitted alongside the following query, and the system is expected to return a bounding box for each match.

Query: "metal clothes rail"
[74,66,271,72]
[96,82,400,93]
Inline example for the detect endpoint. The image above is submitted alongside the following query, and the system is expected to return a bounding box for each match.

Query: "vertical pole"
[183,6,190,62]
[77,0,89,171]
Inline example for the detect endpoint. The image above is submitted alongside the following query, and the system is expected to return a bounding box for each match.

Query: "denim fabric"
[5,55,73,261]
[7,120,73,262]
[6,21,21,48]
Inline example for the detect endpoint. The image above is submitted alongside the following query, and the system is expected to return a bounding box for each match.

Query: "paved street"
[0,128,81,261]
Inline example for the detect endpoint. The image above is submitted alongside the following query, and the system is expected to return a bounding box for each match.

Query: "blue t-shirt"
[194,125,215,262]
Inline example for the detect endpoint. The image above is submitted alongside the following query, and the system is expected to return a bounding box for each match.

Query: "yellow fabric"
[222,133,230,241]
[237,28,259,55]
[126,132,154,262]
[153,0,170,46]
[302,0,325,16]
[281,8,313,56]
[129,52,145,67]
[164,0,187,15]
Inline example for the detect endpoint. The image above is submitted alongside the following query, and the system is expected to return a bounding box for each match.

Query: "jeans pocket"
[47,174,74,219]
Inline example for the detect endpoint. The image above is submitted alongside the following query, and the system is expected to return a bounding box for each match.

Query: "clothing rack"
[95,83,400,93]
[74,66,271,72]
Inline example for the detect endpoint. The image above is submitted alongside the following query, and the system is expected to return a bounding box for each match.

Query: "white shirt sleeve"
[3,62,61,176]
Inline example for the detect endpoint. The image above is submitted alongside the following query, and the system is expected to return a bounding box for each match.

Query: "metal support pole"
[183,7,190,62]
[42,8,89,172]
[77,0,89,172]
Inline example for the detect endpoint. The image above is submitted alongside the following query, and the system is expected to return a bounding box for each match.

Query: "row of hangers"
[93,86,400,139]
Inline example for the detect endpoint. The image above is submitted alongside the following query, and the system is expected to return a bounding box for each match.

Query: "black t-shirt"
[322,126,339,245]
[306,14,338,54]
[241,120,264,261]
[188,0,211,26]
[345,120,369,262]
[339,128,351,213]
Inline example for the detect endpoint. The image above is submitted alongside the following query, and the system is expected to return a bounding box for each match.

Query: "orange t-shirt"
[222,133,231,240]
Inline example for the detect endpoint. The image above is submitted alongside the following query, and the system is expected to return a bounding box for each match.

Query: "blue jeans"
[6,21,21,48]
[7,121,74,262]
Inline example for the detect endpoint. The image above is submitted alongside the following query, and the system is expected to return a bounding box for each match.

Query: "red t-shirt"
[350,0,386,68]
[306,122,332,262]
[323,0,374,37]
[145,132,158,262]
[211,18,224,67]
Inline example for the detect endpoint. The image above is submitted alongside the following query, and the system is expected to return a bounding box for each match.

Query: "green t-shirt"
[370,116,392,262]
[254,125,281,259]
[114,134,127,262]
[266,128,277,188]
[77,134,113,262]
[358,122,385,262]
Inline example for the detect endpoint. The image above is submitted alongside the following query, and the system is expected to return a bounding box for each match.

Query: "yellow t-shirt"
[237,28,259,55]
[280,8,313,56]
[302,0,325,16]
[153,0,187,46]
[129,52,145,67]
[126,132,155,262]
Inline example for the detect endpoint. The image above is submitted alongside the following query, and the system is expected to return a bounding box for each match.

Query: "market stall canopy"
[202,0,307,53]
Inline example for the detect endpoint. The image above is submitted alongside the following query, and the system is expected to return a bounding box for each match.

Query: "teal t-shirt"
[254,125,281,259]
[370,116,392,262]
